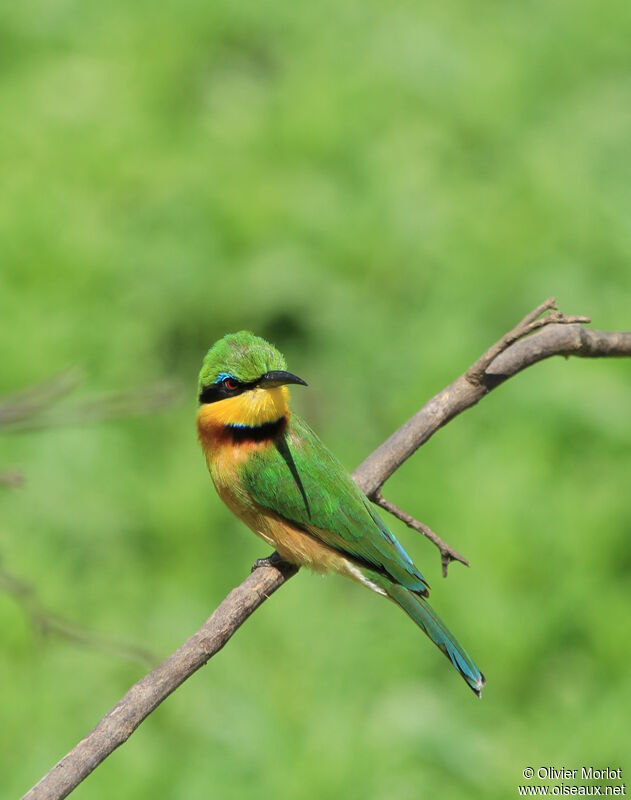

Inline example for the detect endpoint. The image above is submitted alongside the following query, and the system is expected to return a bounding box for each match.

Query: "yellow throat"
[196,385,290,432]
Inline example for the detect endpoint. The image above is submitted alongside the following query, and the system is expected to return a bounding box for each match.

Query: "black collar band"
[226,417,287,442]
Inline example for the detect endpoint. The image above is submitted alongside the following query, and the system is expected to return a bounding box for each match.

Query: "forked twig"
[0,567,157,668]
[465,297,590,385]
[375,492,469,577]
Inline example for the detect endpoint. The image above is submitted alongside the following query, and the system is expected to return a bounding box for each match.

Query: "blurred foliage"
[1,0,630,797]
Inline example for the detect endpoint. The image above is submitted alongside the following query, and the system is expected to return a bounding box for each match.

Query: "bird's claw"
[251,552,284,572]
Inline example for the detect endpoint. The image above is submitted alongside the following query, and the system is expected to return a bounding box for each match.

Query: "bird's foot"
[251,552,285,572]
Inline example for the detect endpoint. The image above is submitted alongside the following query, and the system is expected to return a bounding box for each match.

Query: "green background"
[2,1,630,797]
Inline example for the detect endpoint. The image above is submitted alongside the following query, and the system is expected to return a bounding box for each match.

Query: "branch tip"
[465,300,592,386]
[374,492,470,578]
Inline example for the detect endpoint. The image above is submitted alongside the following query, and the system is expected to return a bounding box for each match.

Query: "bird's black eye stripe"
[198,377,256,404]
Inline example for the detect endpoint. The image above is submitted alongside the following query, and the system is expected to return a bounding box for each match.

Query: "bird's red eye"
[223,378,237,391]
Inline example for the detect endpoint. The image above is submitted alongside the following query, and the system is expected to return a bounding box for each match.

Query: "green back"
[240,415,429,594]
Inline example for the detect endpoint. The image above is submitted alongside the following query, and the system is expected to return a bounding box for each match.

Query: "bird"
[196,331,485,696]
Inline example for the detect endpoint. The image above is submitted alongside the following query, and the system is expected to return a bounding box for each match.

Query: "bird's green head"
[197,331,307,430]
[198,331,287,392]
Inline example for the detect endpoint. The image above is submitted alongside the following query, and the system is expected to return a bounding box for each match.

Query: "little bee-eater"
[197,331,485,696]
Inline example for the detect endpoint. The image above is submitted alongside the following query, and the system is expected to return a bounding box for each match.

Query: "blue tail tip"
[470,671,486,698]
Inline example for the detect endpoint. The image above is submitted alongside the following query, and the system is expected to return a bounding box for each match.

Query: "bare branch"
[22,560,298,800]
[465,298,591,385]
[353,318,631,501]
[21,301,631,800]
[487,325,631,376]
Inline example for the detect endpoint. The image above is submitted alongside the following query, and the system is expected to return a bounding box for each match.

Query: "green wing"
[240,415,429,594]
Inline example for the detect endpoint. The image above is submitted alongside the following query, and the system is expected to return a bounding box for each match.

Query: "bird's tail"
[383,581,485,697]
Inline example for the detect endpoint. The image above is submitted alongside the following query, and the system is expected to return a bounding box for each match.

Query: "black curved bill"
[259,370,308,388]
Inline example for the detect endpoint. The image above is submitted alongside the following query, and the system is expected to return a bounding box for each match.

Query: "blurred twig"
[0,371,80,429]
[0,566,157,668]
[0,371,174,674]
[0,469,25,488]
[0,371,177,434]
[22,300,631,800]
[0,370,178,487]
